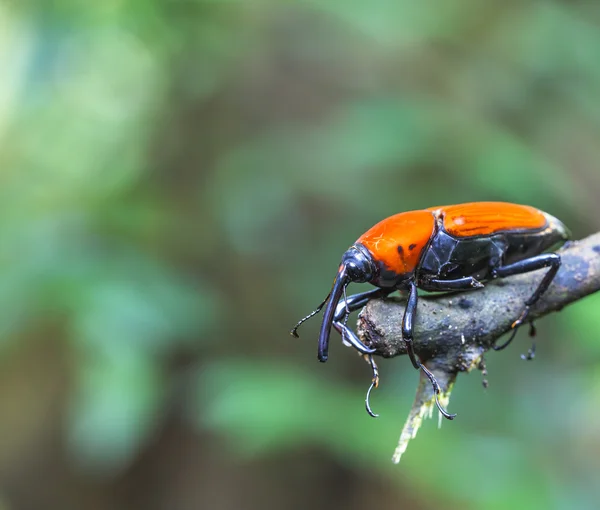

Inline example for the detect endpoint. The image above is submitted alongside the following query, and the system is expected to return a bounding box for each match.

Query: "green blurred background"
[0,1,599,509]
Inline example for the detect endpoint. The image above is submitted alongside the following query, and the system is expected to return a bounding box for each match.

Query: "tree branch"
[356,232,600,463]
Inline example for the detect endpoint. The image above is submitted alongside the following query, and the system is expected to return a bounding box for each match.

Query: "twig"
[356,232,600,462]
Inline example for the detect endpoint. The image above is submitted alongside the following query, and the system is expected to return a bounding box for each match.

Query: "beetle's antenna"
[341,283,351,328]
[342,283,351,316]
[339,282,351,345]
[419,363,456,420]
[290,293,331,338]
[364,354,380,418]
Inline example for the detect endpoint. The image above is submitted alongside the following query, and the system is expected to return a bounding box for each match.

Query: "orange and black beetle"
[292,202,570,417]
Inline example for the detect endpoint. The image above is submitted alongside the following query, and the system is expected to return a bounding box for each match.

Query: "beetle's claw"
[521,343,536,361]
[365,380,379,418]
[419,362,456,420]
[364,354,380,418]
[434,394,456,420]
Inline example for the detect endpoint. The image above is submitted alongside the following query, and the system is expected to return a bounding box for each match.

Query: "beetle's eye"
[346,262,368,282]
[342,245,375,283]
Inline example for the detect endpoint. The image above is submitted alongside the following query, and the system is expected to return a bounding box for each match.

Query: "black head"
[341,244,376,283]
[316,245,376,361]
[290,244,377,362]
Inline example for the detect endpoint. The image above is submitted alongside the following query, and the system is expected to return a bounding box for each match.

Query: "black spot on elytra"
[397,245,404,257]
[408,243,417,251]
[593,245,600,254]
[458,298,473,309]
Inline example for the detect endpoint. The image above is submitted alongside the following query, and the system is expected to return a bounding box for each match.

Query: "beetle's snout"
[342,244,376,283]
[317,266,348,362]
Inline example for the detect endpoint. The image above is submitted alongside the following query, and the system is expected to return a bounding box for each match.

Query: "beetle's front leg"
[333,288,391,322]
[332,321,375,354]
[332,288,393,353]
[402,281,456,420]
[401,281,421,369]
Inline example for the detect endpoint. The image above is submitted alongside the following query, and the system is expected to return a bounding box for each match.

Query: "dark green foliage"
[1,1,599,509]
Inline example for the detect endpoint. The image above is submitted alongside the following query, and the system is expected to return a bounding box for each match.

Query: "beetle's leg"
[403,281,456,420]
[528,322,536,338]
[332,322,375,354]
[491,253,561,351]
[333,288,392,321]
[402,282,421,369]
[332,288,394,354]
[419,363,457,420]
[363,354,380,418]
[424,276,484,291]
[331,289,393,418]
[493,328,518,351]
[521,344,536,360]
[520,322,537,360]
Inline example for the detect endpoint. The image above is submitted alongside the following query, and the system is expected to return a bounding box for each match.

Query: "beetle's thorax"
[341,244,376,283]
[355,210,437,288]
[344,242,412,288]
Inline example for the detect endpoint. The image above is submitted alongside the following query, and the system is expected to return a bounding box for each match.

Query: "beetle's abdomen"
[428,202,547,238]
[357,210,436,278]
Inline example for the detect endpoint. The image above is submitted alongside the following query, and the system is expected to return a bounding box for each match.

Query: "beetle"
[291,202,570,418]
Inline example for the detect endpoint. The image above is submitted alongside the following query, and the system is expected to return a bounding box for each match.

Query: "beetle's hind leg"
[518,322,537,360]
[491,253,561,351]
